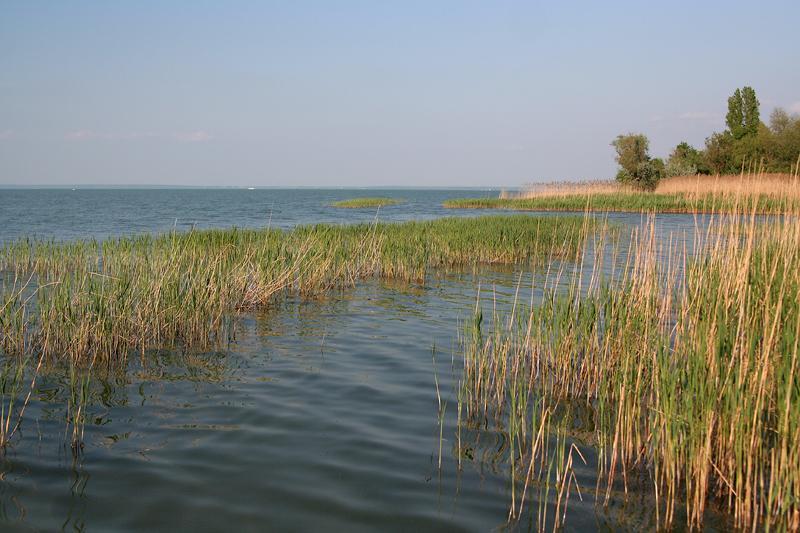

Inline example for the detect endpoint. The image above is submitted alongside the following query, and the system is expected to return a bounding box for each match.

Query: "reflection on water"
[0,274,518,531]
[0,263,731,531]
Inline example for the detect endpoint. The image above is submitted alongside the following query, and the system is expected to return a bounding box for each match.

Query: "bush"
[616,168,632,184]
[666,159,698,178]
[634,158,665,190]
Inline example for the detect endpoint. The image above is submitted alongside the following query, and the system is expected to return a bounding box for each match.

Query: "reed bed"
[446,170,800,214]
[502,172,800,199]
[500,179,632,199]
[656,172,800,198]
[330,197,403,208]
[0,215,591,367]
[455,202,800,530]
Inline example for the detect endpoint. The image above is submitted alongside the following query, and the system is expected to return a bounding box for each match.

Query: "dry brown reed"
[508,171,800,200]
[502,180,632,199]
[457,196,800,531]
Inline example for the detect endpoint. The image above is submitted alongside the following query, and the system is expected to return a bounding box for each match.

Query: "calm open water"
[0,189,719,531]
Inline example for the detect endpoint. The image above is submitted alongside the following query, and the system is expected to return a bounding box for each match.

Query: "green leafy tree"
[612,133,649,176]
[764,107,800,172]
[704,131,735,174]
[726,86,760,140]
[637,158,665,190]
[726,88,745,139]
[612,133,662,190]
[612,87,797,177]
[666,141,708,176]
[742,86,760,137]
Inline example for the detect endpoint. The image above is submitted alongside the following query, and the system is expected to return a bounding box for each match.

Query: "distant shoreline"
[0,184,510,191]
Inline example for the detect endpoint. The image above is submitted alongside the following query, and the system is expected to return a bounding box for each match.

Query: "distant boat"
[247,187,255,190]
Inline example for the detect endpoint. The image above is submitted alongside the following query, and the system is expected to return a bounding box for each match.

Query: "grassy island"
[331,197,403,208]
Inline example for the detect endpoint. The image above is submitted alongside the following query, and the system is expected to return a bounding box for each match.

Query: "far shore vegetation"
[445,86,800,213]
[443,172,800,213]
[331,197,403,208]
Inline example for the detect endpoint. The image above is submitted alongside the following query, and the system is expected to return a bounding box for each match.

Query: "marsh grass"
[0,355,43,447]
[444,191,800,214]
[455,200,800,530]
[330,197,403,208]
[445,169,800,214]
[66,359,92,453]
[0,215,591,368]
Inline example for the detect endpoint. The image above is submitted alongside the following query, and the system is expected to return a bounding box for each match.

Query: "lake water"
[0,189,715,531]
[0,188,503,243]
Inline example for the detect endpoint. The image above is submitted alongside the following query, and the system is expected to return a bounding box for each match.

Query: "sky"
[1,1,799,187]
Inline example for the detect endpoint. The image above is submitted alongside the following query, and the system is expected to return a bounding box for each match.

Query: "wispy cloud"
[0,129,14,140]
[65,129,98,141]
[64,129,214,142]
[172,130,213,142]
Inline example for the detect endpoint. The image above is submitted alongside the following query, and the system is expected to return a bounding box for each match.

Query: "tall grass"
[0,215,591,367]
[455,202,800,530]
[503,172,800,199]
[446,168,800,214]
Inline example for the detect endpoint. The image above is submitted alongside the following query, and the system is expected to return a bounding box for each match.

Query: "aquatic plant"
[331,197,403,208]
[66,358,92,453]
[443,190,800,214]
[0,355,42,448]
[445,169,800,214]
[454,202,800,530]
[0,215,592,366]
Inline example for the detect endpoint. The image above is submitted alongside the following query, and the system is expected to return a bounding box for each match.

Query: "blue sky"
[1,1,798,187]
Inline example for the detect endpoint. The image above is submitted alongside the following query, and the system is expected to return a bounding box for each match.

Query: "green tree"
[742,86,760,137]
[704,131,735,174]
[726,88,745,139]
[726,86,760,140]
[666,141,708,176]
[637,158,665,189]
[764,107,800,172]
[742,87,761,135]
[612,133,649,176]
[612,133,662,190]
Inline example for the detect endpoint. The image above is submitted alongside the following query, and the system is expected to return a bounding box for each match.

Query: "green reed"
[456,205,800,530]
[443,193,800,214]
[0,215,591,367]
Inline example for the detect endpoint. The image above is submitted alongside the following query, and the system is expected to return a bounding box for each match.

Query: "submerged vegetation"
[455,202,800,530]
[331,197,403,208]
[0,215,591,367]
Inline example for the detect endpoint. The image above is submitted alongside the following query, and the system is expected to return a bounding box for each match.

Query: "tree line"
[612,86,800,190]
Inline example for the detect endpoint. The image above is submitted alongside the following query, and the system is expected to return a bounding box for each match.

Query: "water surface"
[0,189,721,531]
